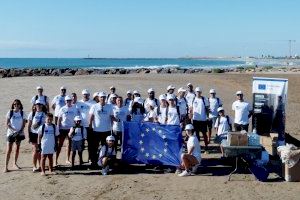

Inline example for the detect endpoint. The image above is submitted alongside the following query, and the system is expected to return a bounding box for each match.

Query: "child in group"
[38,113,58,176]
[214,107,232,156]
[68,116,87,168]
[98,135,117,175]
[177,124,201,177]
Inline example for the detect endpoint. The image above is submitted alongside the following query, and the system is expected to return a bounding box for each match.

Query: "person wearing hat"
[144,100,158,122]
[89,91,115,167]
[166,85,176,95]
[166,94,181,125]
[56,95,80,166]
[177,124,201,177]
[107,93,118,105]
[27,100,47,172]
[232,91,252,132]
[130,97,146,123]
[144,88,159,113]
[177,87,189,127]
[124,90,133,108]
[93,92,100,103]
[185,83,196,108]
[31,86,49,112]
[207,89,223,143]
[106,86,117,104]
[214,107,232,156]
[157,94,168,124]
[80,89,96,163]
[189,87,209,152]
[51,86,67,125]
[112,96,130,148]
[68,116,87,168]
[97,135,117,175]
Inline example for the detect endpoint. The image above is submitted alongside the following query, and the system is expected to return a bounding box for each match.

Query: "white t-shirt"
[144,98,160,113]
[78,100,96,127]
[232,100,252,125]
[177,97,188,116]
[38,124,59,155]
[28,111,46,134]
[89,103,113,132]
[52,95,66,117]
[69,126,87,141]
[208,97,222,118]
[157,106,167,124]
[185,91,196,107]
[187,135,201,162]
[166,106,180,125]
[192,97,209,121]
[113,106,130,132]
[144,109,158,122]
[31,95,49,105]
[214,116,232,136]
[6,110,26,136]
[58,105,79,130]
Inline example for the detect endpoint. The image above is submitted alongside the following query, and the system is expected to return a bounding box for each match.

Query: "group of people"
[4,83,253,176]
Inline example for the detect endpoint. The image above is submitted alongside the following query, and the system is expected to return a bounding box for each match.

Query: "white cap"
[147,100,156,107]
[177,87,186,93]
[106,135,115,141]
[74,116,82,121]
[147,88,155,93]
[133,90,140,94]
[93,92,99,98]
[127,90,132,94]
[185,124,194,130]
[217,107,224,112]
[36,86,43,90]
[60,86,66,90]
[134,97,144,104]
[82,89,90,95]
[65,95,72,101]
[187,83,193,87]
[167,94,176,101]
[195,87,202,92]
[209,89,216,94]
[159,94,167,101]
[167,85,175,91]
[110,93,117,98]
[236,91,243,95]
[110,86,115,89]
[98,91,107,97]
[35,100,43,105]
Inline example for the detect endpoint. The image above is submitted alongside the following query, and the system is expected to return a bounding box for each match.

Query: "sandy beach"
[0,73,300,200]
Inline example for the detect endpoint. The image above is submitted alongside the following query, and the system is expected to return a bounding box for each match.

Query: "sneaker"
[178,170,191,177]
[175,169,182,175]
[191,164,200,174]
[32,167,39,173]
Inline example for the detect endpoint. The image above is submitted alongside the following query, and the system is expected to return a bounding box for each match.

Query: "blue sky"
[0,0,299,58]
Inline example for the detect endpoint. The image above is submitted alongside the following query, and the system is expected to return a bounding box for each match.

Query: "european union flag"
[122,122,183,166]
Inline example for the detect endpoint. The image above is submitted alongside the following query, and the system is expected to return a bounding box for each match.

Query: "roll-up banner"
[252,77,288,138]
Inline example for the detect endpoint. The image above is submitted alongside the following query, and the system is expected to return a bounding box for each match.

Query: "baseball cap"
[82,89,90,95]
[60,86,66,90]
[236,91,243,95]
[98,92,107,97]
[217,107,224,112]
[209,89,216,94]
[167,85,176,91]
[74,116,82,121]
[65,95,72,101]
[185,124,194,130]
[159,94,167,101]
[147,88,155,93]
[187,83,193,87]
[35,100,43,105]
[133,90,140,94]
[127,90,132,94]
[195,87,202,92]
[167,94,176,101]
[93,92,99,98]
[110,86,115,89]
[177,87,186,93]
[36,86,43,90]
[106,135,115,141]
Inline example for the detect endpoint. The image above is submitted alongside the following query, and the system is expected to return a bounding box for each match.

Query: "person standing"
[207,89,223,143]
[89,92,115,167]
[31,86,50,112]
[185,83,196,108]
[4,99,26,173]
[166,85,176,95]
[177,87,189,126]
[144,88,159,113]
[166,94,181,126]
[189,87,209,152]
[106,86,117,103]
[232,91,252,132]
[157,94,168,125]
[130,97,146,123]
[124,90,133,108]
[51,86,67,125]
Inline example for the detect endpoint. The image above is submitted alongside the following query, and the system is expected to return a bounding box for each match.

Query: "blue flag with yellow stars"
[122,122,183,166]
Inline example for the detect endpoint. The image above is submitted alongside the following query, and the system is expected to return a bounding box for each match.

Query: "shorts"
[59,129,70,138]
[29,132,38,143]
[7,132,25,143]
[193,120,208,134]
[234,123,249,132]
[214,134,227,144]
[207,117,217,129]
[71,140,83,152]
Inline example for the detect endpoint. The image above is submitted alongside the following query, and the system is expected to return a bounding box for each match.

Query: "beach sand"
[0,73,299,200]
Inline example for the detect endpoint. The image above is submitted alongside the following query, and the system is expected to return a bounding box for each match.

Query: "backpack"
[124,98,131,106]
[71,126,84,139]
[9,110,23,120]
[41,123,56,138]
[216,115,232,131]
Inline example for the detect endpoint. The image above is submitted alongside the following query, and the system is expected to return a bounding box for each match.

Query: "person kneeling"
[177,124,201,177]
[97,135,117,175]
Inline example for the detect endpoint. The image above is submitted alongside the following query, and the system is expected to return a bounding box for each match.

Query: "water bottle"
[248,128,260,146]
